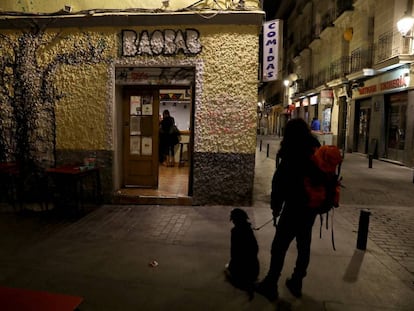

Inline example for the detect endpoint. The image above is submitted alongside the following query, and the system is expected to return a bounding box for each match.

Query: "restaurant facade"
[0,1,264,205]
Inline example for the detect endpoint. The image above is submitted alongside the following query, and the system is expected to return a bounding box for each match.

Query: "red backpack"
[304,145,343,213]
[304,145,343,250]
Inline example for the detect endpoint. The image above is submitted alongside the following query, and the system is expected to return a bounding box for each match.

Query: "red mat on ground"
[0,286,83,311]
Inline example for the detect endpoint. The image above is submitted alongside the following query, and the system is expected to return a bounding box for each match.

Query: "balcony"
[314,68,329,88]
[329,56,350,80]
[373,30,414,72]
[350,46,374,73]
[374,30,411,63]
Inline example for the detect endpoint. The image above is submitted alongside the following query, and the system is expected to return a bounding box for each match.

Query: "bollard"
[266,144,270,157]
[357,209,371,250]
[368,154,373,168]
[259,140,262,151]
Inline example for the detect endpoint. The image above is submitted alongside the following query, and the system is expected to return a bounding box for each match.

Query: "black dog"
[225,208,259,299]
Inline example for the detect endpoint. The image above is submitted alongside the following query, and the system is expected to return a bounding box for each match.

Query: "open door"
[123,87,159,187]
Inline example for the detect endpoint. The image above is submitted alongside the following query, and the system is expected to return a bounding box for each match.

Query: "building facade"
[0,1,264,205]
[265,0,414,167]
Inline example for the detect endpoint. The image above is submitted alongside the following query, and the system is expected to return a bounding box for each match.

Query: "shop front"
[0,2,264,206]
[350,66,414,166]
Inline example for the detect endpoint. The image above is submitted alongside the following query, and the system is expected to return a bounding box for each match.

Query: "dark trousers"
[266,211,316,282]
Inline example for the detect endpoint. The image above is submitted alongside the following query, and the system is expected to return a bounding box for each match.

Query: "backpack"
[304,145,343,249]
[168,125,181,145]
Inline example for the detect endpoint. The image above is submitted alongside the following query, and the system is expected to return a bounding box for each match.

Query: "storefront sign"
[320,89,333,105]
[355,68,410,97]
[310,95,318,105]
[321,90,333,98]
[262,20,282,82]
[121,29,202,56]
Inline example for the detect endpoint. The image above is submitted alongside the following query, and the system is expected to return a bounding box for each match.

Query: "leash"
[253,218,275,231]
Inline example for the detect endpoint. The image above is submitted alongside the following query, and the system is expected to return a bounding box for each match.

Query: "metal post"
[259,140,262,151]
[266,143,269,157]
[368,154,373,168]
[357,209,371,250]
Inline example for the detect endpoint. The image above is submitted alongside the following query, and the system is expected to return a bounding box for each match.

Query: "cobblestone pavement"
[51,205,194,244]
[257,135,414,277]
[339,205,414,275]
[0,205,194,245]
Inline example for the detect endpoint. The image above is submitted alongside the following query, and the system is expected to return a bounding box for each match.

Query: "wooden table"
[46,165,101,213]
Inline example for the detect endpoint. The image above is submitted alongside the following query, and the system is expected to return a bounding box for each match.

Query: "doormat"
[0,286,83,311]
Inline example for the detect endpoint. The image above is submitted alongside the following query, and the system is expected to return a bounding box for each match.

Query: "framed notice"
[130,96,141,115]
[130,136,140,155]
[142,95,153,115]
[141,136,152,155]
[130,116,141,135]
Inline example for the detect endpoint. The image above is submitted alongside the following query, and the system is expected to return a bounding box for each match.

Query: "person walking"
[256,118,320,301]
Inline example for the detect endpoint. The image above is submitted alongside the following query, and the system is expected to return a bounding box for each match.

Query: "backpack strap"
[319,214,323,239]
[318,210,337,251]
[331,209,336,251]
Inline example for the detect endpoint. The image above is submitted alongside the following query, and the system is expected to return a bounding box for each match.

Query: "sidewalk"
[0,141,413,310]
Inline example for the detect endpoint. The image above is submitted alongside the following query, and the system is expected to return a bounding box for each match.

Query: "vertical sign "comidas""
[263,20,282,82]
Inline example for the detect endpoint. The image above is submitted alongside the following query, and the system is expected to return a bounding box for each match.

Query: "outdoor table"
[46,165,101,213]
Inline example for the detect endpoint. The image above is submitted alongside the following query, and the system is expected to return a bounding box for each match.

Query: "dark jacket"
[271,135,321,218]
[160,116,178,147]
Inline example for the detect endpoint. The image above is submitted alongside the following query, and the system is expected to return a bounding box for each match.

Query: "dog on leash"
[225,208,259,299]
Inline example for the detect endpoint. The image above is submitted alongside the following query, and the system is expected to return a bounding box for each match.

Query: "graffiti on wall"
[0,26,110,174]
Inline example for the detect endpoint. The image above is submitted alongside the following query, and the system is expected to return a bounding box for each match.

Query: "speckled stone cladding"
[192,152,255,206]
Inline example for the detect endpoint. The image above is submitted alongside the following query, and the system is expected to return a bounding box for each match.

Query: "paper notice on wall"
[141,136,152,155]
[130,136,140,155]
[130,96,141,115]
[130,116,141,135]
[142,95,153,115]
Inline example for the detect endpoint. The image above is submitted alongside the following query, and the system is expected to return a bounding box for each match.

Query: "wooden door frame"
[122,86,160,188]
[119,84,195,194]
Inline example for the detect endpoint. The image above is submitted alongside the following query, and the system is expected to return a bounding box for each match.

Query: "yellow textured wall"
[0,24,260,154]
[197,25,259,153]
[39,29,117,150]
[1,0,260,12]
[54,63,109,149]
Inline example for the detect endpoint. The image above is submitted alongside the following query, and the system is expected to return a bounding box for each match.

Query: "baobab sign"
[262,19,282,82]
[121,29,202,56]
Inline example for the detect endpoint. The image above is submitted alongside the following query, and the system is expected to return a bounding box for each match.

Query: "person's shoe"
[285,277,302,298]
[255,280,278,301]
